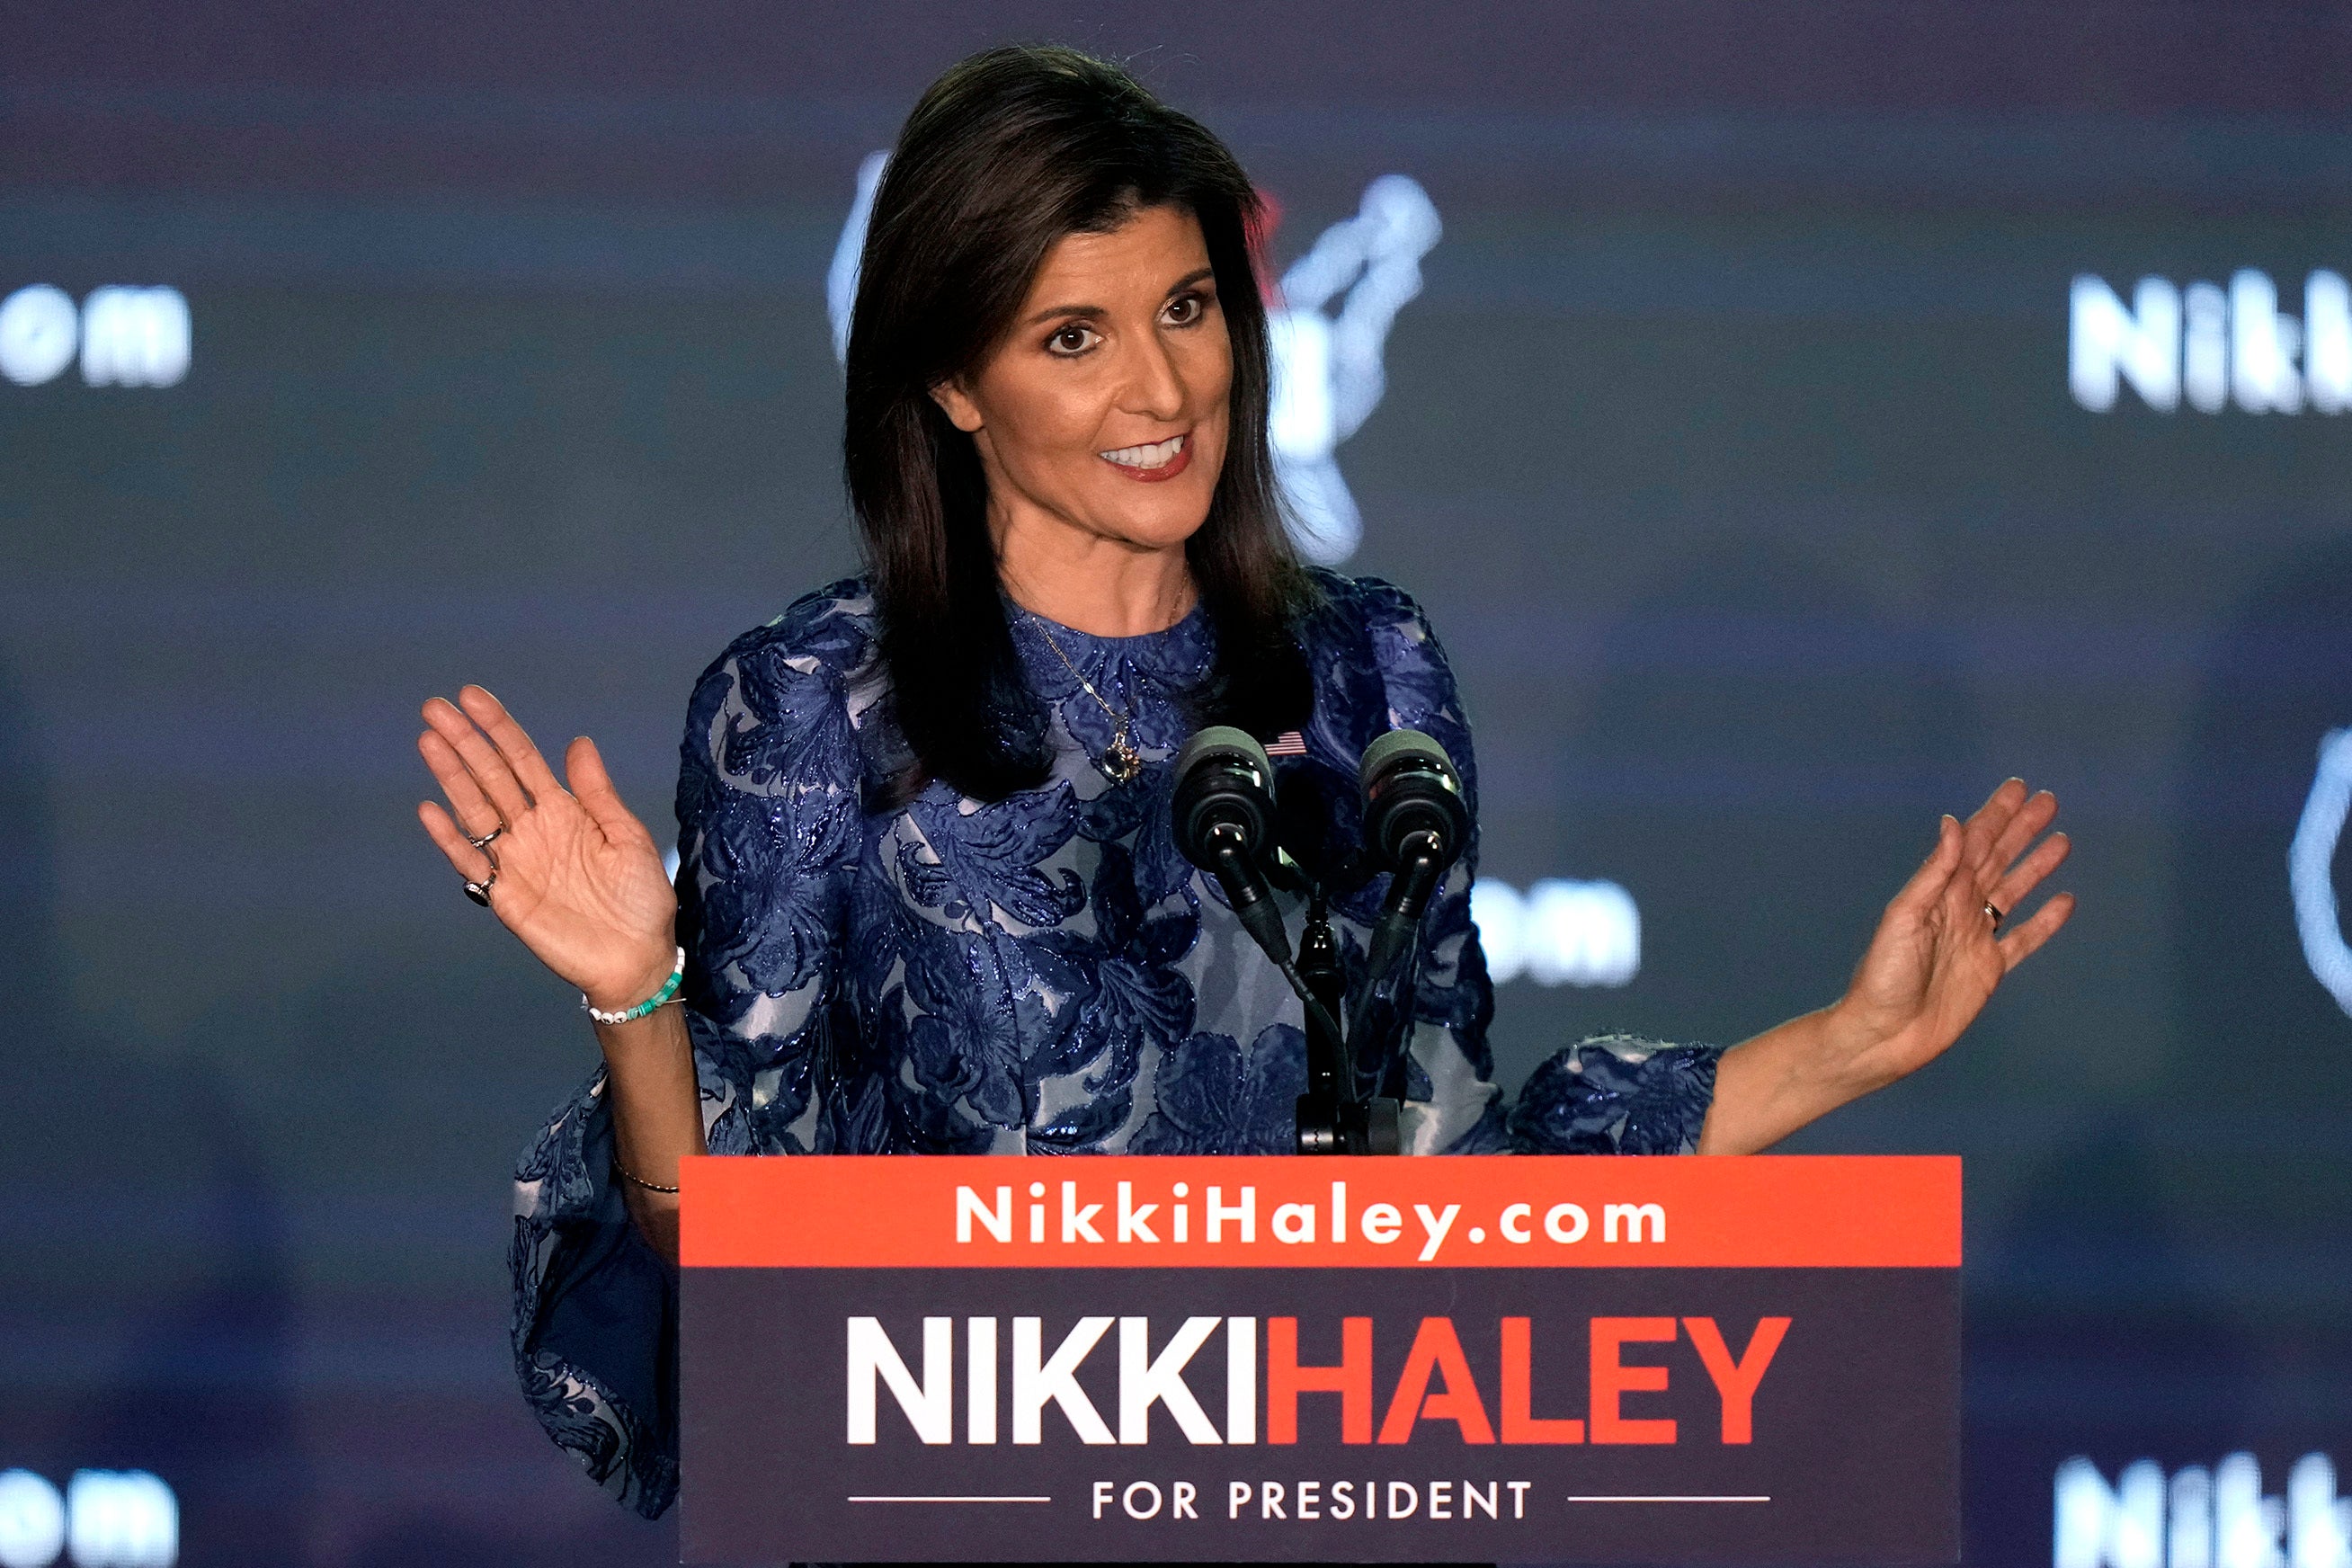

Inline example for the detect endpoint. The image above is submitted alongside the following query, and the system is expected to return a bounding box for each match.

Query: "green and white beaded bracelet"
[584,946,685,1026]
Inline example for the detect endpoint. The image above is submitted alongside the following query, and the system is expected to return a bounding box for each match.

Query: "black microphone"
[1172,726,1292,967]
[1351,728,1470,1046]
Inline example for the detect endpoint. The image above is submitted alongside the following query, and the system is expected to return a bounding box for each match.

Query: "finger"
[418,799,493,883]
[1961,778,2028,878]
[417,726,504,840]
[1989,830,2071,918]
[459,684,566,803]
[1886,813,1964,920]
[422,695,532,824]
[565,735,645,841]
[1984,788,2059,884]
[1997,889,2075,970]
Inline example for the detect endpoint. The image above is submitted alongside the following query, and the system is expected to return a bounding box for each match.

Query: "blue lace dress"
[510,568,1723,1518]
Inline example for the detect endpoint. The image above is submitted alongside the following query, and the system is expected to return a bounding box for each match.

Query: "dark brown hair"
[844,44,1316,806]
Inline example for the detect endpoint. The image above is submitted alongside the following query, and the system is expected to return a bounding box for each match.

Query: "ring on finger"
[467,823,505,851]
[1983,900,2005,931]
[465,868,498,907]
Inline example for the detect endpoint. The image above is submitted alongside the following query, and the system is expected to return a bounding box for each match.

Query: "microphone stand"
[1293,886,1349,1155]
[1292,879,1405,1156]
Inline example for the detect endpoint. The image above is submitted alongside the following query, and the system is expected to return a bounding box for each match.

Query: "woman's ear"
[929,379,984,433]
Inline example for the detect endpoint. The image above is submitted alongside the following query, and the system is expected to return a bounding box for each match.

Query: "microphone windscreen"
[1358,726,1468,871]
[1176,724,1273,783]
[1358,727,1458,797]
[1171,725,1279,872]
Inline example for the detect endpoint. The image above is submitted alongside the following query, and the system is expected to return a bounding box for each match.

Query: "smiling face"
[931,202,1232,565]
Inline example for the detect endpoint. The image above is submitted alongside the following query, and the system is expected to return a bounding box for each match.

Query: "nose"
[1118,326,1187,423]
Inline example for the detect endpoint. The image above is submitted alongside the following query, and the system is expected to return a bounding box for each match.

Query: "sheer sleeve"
[507,588,869,1519]
[1352,578,1724,1156]
[1506,1033,1723,1154]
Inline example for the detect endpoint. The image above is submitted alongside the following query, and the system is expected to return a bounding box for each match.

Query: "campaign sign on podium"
[680,1155,1959,1565]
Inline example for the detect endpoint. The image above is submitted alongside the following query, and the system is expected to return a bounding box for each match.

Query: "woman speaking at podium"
[414,47,2072,1517]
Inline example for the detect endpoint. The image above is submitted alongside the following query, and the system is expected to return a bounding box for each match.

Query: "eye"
[1164,291,1210,326]
[1047,323,1100,356]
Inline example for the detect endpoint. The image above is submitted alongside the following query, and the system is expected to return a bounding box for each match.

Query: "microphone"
[1350,728,1470,1063]
[1172,726,1291,967]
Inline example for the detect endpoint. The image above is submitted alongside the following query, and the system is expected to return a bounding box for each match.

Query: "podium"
[679,1154,1959,1565]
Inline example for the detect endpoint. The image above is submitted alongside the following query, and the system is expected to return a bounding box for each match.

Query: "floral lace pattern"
[510,569,1722,1517]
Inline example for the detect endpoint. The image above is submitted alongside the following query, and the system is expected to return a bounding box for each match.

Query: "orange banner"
[680,1154,1958,1270]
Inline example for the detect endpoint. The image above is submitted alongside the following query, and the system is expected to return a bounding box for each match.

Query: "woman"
[415,46,2071,1518]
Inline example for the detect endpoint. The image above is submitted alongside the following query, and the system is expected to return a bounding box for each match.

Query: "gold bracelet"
[612,1154,679,1195]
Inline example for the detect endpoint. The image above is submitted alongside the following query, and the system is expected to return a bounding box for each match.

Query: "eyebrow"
[1023,267,1216,326]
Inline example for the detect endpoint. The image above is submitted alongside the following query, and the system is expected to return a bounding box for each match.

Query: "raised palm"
[415,685,679,1011]
[1834,778,2074,1090]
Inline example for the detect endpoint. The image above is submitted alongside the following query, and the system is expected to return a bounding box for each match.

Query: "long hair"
[844,44,1317,806]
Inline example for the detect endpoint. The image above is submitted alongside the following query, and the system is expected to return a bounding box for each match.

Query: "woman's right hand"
[416,685,681,1012]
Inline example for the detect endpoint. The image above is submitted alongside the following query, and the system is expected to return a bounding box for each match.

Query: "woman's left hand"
[1698,778,2074,1154]
[1824,777,2074,1091]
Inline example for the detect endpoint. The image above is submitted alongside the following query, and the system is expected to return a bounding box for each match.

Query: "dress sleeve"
[507,600,867,1519]
[1505,1032,1724,1154]
[1356,579,1724,1156]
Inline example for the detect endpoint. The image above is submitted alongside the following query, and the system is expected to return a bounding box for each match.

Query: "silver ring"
[464,869,497,907]
[1983,901,2004,930]
[467,824,505,851]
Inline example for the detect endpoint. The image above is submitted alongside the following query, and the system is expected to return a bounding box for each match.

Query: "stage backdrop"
[2,4,2348,1564]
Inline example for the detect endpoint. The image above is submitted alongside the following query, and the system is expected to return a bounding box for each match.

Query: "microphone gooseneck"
[1202,819,1293,967]
[1172,727,1343,1051]
[1350,729,1470,1082]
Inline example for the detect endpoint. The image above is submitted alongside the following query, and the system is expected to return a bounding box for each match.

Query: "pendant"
[1098,725,1143,786]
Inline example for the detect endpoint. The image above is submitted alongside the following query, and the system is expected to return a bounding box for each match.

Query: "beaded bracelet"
[584,946,685,1026]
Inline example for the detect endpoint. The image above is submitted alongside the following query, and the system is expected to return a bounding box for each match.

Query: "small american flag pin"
[1267,730,1308,756]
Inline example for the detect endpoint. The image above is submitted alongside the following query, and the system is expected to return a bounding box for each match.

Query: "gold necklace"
[1029,616,1144,785]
